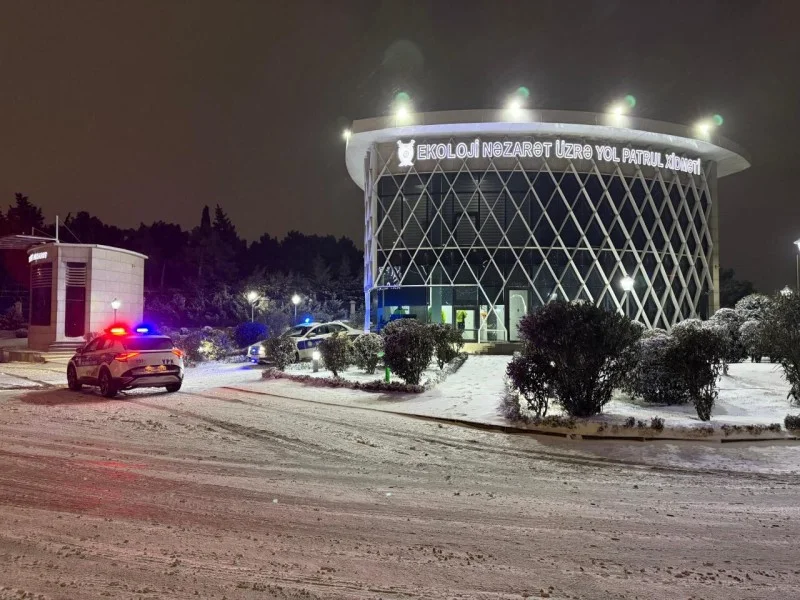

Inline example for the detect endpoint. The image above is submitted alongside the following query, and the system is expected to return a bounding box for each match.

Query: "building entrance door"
[508,290,528,342]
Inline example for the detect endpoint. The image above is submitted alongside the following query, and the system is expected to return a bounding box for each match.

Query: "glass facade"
[366,138,715,340]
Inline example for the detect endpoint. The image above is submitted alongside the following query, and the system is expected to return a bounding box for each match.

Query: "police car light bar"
[135,327,149,333]
[109,327,127,336]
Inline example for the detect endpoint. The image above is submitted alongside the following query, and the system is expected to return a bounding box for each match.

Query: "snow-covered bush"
[318,332,352,378]
[670,323,725,421]
[734,293,772,322]
[428,323,464,369]
[352,333,383,374]
[233,321,268,348]
[381,319,434,385]
[498,379,524,421]
[762,292,800,403]
[263,335,296,370]
[514,301,642,418]
[706,308,746,374]
[739,319,770,363]
[784,414,800,431]
[0,304,24,330]
[173,328,235,364]
[624,331,688,405]
[506,352,553,417]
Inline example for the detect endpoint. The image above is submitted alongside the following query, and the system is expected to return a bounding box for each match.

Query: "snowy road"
[1,373,800,599]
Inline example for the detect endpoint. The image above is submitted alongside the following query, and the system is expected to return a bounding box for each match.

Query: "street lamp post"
[291,294,301,324]
[111,298,121,323]
[794,239,800,293]
[247,291,258,322]
[620,277,634,319]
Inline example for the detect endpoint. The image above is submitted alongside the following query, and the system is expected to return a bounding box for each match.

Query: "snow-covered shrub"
[318,332,352,378]
[734,293,772,322]
[762,292,800,403]
[650,416,665,432]
[784,414,800,431]
[624,331,688,405]
[428,323,464,369]
[670,323,725,421]
[233,321,268,348]
[515,302,642,418]
[0,304,24,330]
[352,333,383,374]
[263,336,296,370]
[381,319,434,385]
[498,379,524,421]
[739,319,770,363]
[173,328,235,363]
[506,352,553,417]
[623,416,636,428]
[706,308,746,374]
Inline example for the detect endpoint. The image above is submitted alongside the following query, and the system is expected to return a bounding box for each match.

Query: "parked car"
[248,321,363,364]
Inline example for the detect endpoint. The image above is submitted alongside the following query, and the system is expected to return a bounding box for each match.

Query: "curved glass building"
[345,110,749,341]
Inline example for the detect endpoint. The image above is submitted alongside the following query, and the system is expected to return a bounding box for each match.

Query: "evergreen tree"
[6,193,44,235]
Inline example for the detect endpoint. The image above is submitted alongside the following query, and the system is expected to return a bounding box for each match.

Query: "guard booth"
[26,243,147,351]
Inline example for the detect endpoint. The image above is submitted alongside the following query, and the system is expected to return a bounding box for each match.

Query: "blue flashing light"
[304,317,311,324]
[133,322,158,335]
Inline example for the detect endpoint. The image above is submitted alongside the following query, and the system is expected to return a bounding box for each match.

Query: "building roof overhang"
[345,109,751,190]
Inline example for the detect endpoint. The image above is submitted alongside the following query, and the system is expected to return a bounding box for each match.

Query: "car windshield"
[122,336,174,351]
[284,326,312,337]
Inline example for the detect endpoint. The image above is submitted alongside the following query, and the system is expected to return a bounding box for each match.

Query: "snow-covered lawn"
[285,360,447,387]
[242,356,799,438]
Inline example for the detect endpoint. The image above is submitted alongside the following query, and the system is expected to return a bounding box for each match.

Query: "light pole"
[620,276,634,319]
[111,298,121,323]
[291,294,301,324]
[247,291,258,322]
[794,239,800,293]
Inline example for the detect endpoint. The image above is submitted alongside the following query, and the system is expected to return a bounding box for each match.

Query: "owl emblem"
[397,139,415,167]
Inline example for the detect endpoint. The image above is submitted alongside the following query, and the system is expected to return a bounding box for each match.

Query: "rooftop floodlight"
[695,119,714,136]
[794,238,800,252]
[343,128,351,141]
[609,102,626,116]
[620,276,635,292]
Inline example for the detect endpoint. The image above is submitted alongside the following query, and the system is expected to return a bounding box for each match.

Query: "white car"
[249,321,363,364]
[67,326,185,398]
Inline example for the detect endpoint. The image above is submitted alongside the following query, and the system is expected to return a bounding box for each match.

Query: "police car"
[248,320,362,364]
[66,325,185,398]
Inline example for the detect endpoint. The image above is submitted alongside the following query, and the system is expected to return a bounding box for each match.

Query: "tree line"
[0,193,363,328]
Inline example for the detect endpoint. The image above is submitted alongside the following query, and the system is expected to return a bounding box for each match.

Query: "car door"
[75,337,101,379]
[308,325,328,350]
[86,337,110,380]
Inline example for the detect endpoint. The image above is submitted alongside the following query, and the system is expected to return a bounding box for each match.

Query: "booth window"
[65,262,87,337]
[30,263,53,326]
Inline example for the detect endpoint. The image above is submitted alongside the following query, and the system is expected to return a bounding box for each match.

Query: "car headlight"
[258,346,265,356]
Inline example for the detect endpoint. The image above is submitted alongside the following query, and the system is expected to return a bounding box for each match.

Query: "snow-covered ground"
[241,356,800,436]
[285,360,446,387]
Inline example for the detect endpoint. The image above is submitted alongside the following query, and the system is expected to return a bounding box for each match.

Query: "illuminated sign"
[28,252,48,263]
[398,138,702,175]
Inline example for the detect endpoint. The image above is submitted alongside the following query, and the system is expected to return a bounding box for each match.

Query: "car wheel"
[67,365,82,391]
[99,369,117,398]
[165,382,181,393]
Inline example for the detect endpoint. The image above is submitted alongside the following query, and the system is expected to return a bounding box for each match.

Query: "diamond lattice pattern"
[368,138,714,333]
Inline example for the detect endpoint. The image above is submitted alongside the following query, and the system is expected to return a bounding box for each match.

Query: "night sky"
[1,1,798,292]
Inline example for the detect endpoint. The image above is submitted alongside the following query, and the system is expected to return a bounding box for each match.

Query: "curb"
[220,385,800,444]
